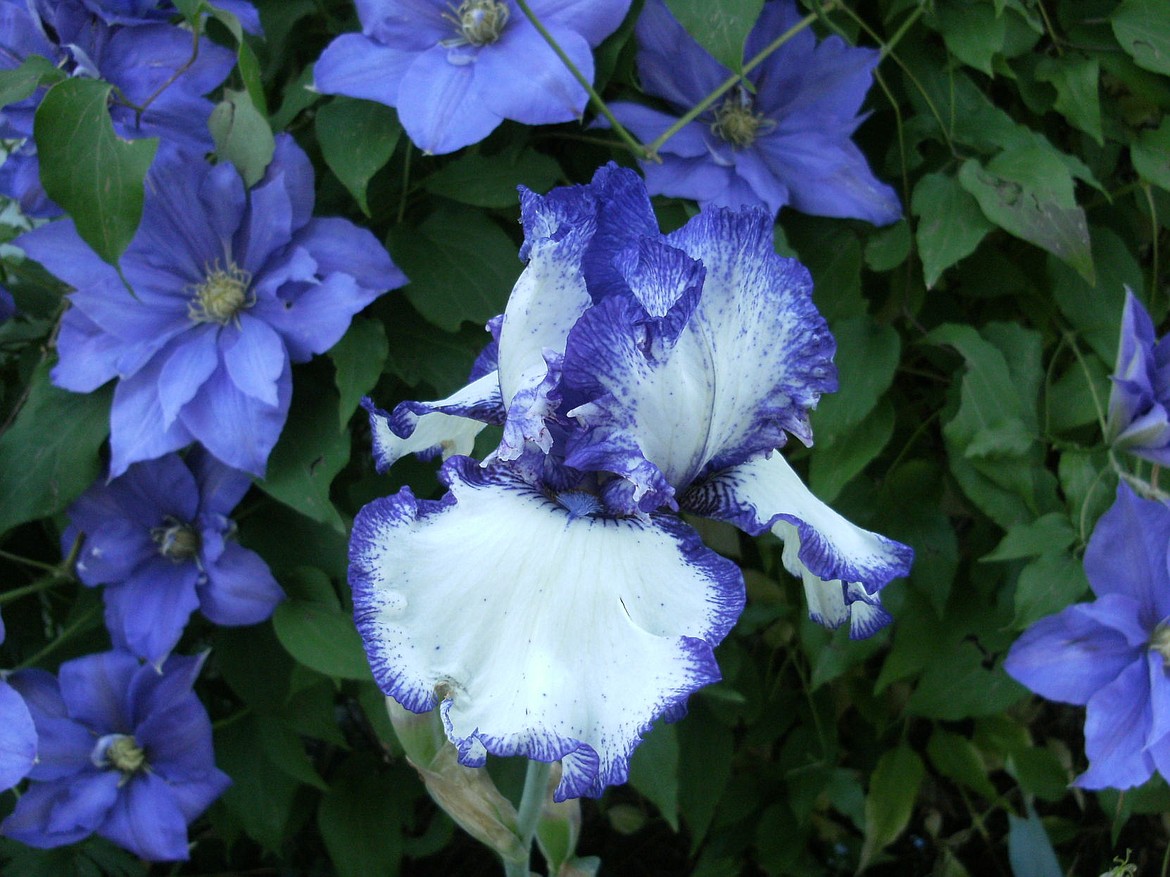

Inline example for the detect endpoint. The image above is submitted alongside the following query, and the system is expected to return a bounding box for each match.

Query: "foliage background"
[0,0,1168,874]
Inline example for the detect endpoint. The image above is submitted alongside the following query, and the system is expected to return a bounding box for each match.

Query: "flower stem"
[511,0,646,158]
[0,572,69,605]
[0,548,61,574]
[644,7,822,158]
[15,604,101,670]
[502,759,552,877]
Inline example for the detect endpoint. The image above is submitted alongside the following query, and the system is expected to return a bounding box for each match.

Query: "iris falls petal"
[349,457,743,800]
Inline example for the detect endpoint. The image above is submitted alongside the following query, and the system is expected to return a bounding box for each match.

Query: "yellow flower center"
[188,261,253,325]
[710,90,774,149]
[1152,621,1170,667]
[93,734,148,777]
[151,517,202,562]
[447,0,509,46]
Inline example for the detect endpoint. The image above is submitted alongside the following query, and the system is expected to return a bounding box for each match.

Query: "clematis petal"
[349,457,743,800]
[222,316,285,407]
[1144,650,1170,768]
[563,209,836,502]
[0,680,37,790]
[157,327,219,427]
[98,773,191,861]
[198,543,284,627]
[108,362,197,479]
[58,652,139,733]
[50,309,124,393]
[365,372,503,472]
[73,519,155,586]
[1076,657,1156,789]
[46,771,121,836]
[632,0,730,107]
[189,447,254,516]
[1003,594,1147,705]
[605,104,711,158]
[477,22,591,125]
[2,774,114,848]
[530,0,632,46]
[313,33,416,106]
[684,452,911,634]
[1084,483,1170,624]
[397,47,502,155]
[103,563,203,666]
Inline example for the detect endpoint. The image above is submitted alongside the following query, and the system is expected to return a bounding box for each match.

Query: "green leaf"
[209,88,275,188]
[1035,55,1103,144]
[1112,0,1170,75]
[34,78,158,266]
[212,623,295,714]
[1006,748,1072,802]
[860,746,925,871]
[907,644,1027,719]
[1007,804,1064,877]
[1132,116,1170,192]
[809,398,895,502]
[316,97,401,216]
[423,150,563,208]
[981,513,1076,562]
[388,207,522,332]
[677,701,734,851]
[0,362,111,535]
[0,55,63,108]
[259,367,351,532]
[811,316,901,440]
[214,716,301,852]
[927,729,997,800]
[318,755,408,877]
[628,721,680,830]
[664,0,763,73]
[273,599,370,680]
[258,715,329,791]
[862,220,910,272]
[958,148,1093,283]
[937,0,1005,74]
[330,317,389,429]
[1011,551,1091,629]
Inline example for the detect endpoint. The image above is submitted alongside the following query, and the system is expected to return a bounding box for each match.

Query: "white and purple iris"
[17,134,406,477]
[0,650,230,861]
[313,0,631,155]
[1005,484,1170,789]
[350,165,912,801]
[62,449,284,666]
[606,0,901,224]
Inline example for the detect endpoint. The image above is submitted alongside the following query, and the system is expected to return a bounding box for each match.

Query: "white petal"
[349,458,743,799]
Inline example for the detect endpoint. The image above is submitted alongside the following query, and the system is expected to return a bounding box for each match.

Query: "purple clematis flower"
[78,0,262,32]
[0,609,38,791]
[0,0,244,215]
[1,650,230,860]
[62,449,284,665]
[351,164,912,800]
[313,0,631,154]
[0,285,15,322]
[17,134,406,477]
[1105,289,1170,465]
[606,0,900,224]
[1005,483,1170,789]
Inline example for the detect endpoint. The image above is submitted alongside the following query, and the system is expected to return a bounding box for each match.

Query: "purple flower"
[606,0,900,224]
[351,165,911,800]
[77,0,262,32]
[0,0,241,214]
[0,285,15,322]
[18,134,406,477]
[313,0,631,154]
[1005,483,1170,789]
[1,650,230,860]
[1106,289,1170,464]
[0,609,38,792]
[63,449,284,665]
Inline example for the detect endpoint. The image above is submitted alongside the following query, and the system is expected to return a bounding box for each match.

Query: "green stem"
[15,604,101,670]
[512,0,645,158]
[0,548,61,575]
[0,573,69,606]
[502,759,552,877]
[645,9,821,157]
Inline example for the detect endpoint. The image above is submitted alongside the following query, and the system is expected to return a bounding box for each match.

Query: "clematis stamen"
[442,0,510,47]
[151,515,202,562]
[187,260,254,325]
[709,88,775,149]
[1152,621,1170,666]
[91,733,147,776]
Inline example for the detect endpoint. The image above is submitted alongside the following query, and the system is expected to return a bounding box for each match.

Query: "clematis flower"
[77,0,262,32]
[62,449,284,665]
[17,134,406,477]
[313,0,631,155]
[1,650,230,860]
[606,0,900,224]
[1105,289,1170,465]
[0,0,243,215]
[0,609,38,791]
[350,164,912,800]
[0,285,15,322]
[1004,483,1170,789]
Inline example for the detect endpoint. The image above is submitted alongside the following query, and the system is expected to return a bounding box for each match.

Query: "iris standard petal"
[1076,657,1156,789]
[313,33,416,106]
[365,372,503,471]
[349,457,743,800]
[1084,483,1170,625]
[396,47,502,154]
[1003,595,1147,705]
[0,681,37,790]
[198,543,284,626]
[684,452,912,633]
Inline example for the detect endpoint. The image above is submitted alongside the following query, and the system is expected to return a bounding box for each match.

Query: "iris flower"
[63,450,284,666]
[0,610,37,792]
[350,165,912,800]
[313,0,631,154]
[1005,483,1170,789]
[17,134,406,477]
[1105,289,1170,465]
[1,651,230,860]
[607,0,900,224]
